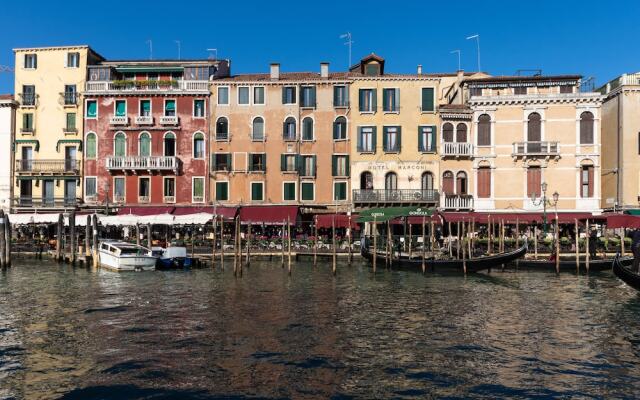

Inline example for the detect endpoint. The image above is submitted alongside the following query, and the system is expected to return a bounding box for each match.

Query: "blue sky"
[1,0,638,93]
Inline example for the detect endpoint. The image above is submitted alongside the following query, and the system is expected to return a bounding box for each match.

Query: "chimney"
[320,62,329,79]
[457,70,464,80]
[417,65,422,75]
[270,63,280,80]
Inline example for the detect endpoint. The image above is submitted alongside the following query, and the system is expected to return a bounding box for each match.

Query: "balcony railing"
[61,92,78,106]
[193,196,204,203]
[164,196,175,203]
[84,194,98,203]
[19,93,36,106]
[12,197,80,208]
[63,126,78,134]
[160,116,179,125]
[109,116,129,125]
[113,195,125,203]
[512,141,559,157]
[353,189,439,203]
[85,80,210,93]
[135,115,153,125]
[442,142,473,157]
[15,159,81,174]
[106,156,178,171]
[138,196,150,204]
[442,194,474,210]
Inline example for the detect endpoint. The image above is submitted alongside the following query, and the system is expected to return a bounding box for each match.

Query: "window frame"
[252,116,265,142]
[66,52,80,68]
[250,181,265,202]
[418,125,436,153]
[214,180,229,201]
[85,132,97,159]
[192,176,206,203]
[192,131,206,159]
[283,116,297,141]
[217,86,230,105]
[358,126,376,153]
[215,116,229,141]
[382,87,400,113]
[163,176,176,203]
[253,86,265,105]
[23,53,37,69]
[300,181,315,201]
[113,176,126,202]
[333,116,348,141]
[282,181,297,201]
[333,85,348,108]
[193,99,206,118]
[85,99,98,119]
[300,85,316,108]
[138,176,151,202]
[383,125,401,153]
[84,176,97,199]
[358,88,376,113]
[114,99,127,117]
[301,116,314,141]
[163,99,177,117]
[282,86,297,105]
[421,87,435,113]
[139,99,152,117]
[333,181,348,201]
[237,86,250,105]
[113,131,127,157]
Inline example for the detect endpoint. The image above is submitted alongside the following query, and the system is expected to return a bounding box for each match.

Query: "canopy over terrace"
[315,214,360,229]
[239,206,299,225]
[358,206,434,223]
[604,214,640,229]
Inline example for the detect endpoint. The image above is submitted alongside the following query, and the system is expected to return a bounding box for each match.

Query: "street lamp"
[531,181,559,234]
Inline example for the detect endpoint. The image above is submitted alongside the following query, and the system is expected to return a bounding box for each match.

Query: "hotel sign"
[365,161,435,170]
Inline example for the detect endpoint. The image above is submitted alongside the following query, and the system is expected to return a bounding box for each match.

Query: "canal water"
[1,260,640,399]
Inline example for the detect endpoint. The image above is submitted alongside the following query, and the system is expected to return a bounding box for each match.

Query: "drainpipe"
[617,92,622,208]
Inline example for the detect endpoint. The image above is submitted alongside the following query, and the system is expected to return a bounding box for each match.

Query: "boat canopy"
[358,206,434,223]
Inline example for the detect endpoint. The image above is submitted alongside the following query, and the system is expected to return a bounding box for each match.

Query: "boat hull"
[613,255,640,291]
[99,250,157,271]
[513,256,633,272]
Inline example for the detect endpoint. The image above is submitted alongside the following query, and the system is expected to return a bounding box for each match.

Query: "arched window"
[456,171,468,195]
[360,171,373,190]
[283,117,296,140]
[252,117,264,141]
[333,116,347,140]
[421,172,434,192]
[164,132,176,157]
[193,132,205,158]
[139,132,151,157]
[443,122,454,142]
[302,117,314,141]
[114,132,126,157]
[527,112,542,153]
[216,117,228,140]
[385,172,397,190]
[456,123,467,143]
[85,132,97,159]
[580,111,594,144]
[442,171,454,195]
[477,114,491,146]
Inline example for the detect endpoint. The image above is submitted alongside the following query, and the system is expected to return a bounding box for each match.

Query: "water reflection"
[0,261,639,398]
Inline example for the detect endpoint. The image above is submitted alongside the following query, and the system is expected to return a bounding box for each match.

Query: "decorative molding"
[469,93,604,106]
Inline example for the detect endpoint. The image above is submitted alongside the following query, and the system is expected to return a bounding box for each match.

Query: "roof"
[100,59,219,65]
[12,45,106,61]
[465,75,582,83]
[215,72,352,82]
[439,104,471,110]
[0,94,13,100]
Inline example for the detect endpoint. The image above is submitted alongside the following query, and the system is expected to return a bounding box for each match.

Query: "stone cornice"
[469,93,604,106]
[440,112,472,120]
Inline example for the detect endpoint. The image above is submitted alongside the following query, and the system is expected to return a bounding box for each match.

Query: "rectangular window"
[65,113,76,131]
[300,86,316,108]
[357,126,376,153]
[22,85,35,106]
[581,166,594,198]
[301,182,314,201]
[212,153,232,171]
[215,181,229,201]
[218,87,229,105]
[334,182,347,201]
[114,177,125,201]
[24,54,37,69]
[140,100,151,116]
[382,88,400,112]
[253,87,265,105]
[115,100,126,117]
[418,125,436,152]
[300,155,316,177]
[477,167,491,198]
[251,182,264,201]
[193,134,205,159]
[470,87,483,97]
[527,167,541,198]
[139,177,150,199]
[86,100,97,118]
[332,155,349,177]
[238,86,250,105]
[164,100,176,116]
[282,86,296,104]
[358,89,376,112]
[67,52,80,68]
[147,72,158,81]
[281,154,298,173]
[193,99,205,117]
[383,126,401,152]
[560,85,573,94]
[283,182,296,201]
[164,178,175,201]
[22,113,34,131]
[249,153,266,172]
[333,85,348,107]
[514,86,527,95]
[421,87,435,112]
[64,85,77,105]
[192,177,205,202]
[85,177,97,198]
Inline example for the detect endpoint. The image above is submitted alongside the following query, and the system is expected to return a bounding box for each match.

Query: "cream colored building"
[598,72,640,210]
[0,95,16,211]
[12,45,103,212]
[462,75,603,214]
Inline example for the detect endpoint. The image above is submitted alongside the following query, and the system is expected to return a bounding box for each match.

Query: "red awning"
[551,213,595,224]
[441,212,476,223]
[392,215,443,225]
[239,206,299,225]
[605,214,640,228]
[117,207,174,216]
[172,206,238,220]
[315,214,360,229]
[482,213,544,224]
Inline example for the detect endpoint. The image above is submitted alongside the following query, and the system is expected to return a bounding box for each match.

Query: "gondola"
[613,254,640,291]
[512,255,634,272]
[361,244,527,273]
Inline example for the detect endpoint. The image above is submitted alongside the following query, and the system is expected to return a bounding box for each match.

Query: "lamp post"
[530,182,559,234]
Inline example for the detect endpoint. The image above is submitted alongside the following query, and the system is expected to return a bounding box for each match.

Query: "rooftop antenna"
[0,65,13,73]
[146,39,153,60]
[174,40,181,60]
[340,32,354,68]
[450,50,461,71]
[206,48,218,60]
[466,34,481,72]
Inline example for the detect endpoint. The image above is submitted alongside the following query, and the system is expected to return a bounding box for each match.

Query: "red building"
[83,59,229,209]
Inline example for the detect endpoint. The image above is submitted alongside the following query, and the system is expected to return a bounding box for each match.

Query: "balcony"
[63,127,78,134]
[113,195,125,204]
[442,194,474,210]
[138,196,150,204]
[193,196,204,203]
[85,80,210,94]
[109,116,129,125]
[353,189,439,204]
[160,116,179,125]
[164,196,175,203]
[15,159,81,175]
[60,92,78,106]
[106,156,179,172]
[84,194,98,204]
[19,93,36,107]
[20,127,34,134]
[12,197,80,209]
[512,141,559,158]
[135,115,154,125]
[442,142,473,158]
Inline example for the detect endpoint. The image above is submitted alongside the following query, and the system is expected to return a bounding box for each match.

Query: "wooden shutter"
[527,167,541,198]
[422,88,434,111]
[580,112,594,144]
[456,123,467,143]
[382,89,389,111]
[345,155,350,177]
[397,126,402,151]
[331,155,337,176]
[371,127,377,153]
[477,167,491,198]
[586,166,594,197]
[394,88,400,111]
[527,113,541,142]
[382,127,388,151]
[310,86,316,107]
[356,127,362,150]
[430,125,437,152]
[358,89,365,112]
[443,123,454,142]
[282,87,287,104]
[280,154,286,171]
[442,172,454,195]
[372,90,377,111]
[418,126,424,151]
[478,115,491,146]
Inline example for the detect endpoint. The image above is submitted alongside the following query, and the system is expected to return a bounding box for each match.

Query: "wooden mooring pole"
[136,224,141,246]
[281,219,285,268]
[313,216,318,267]
[487,217,492,256]
[56,213,63,262]
[211,216,217,269]
[92,214,99,268]
[220,217,225,271]
[575,218,580,272]
[0,210,6,268]
[69,212,76,264]
[85,215,92,257]
[347,214,352,265]
[372,218,377,273]
[555,218,561,274]
[245,222,251,268]
[233,217,238,277]
[4,214,11,268]
[585,219,590,272]
[287,216,292,276]
[408,223,413,260]
[421,216,426,274]
[146,224,152,250]
[332,216,336,276]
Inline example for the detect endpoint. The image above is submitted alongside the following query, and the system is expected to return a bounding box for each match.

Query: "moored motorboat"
[513,255,634,272]
[613,254,640,291]
[150,246,192,269]
[98,240,157,271]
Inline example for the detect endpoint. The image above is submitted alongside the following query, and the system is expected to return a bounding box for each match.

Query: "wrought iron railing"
[512,141,559,156]
[353,189,439,203]
[106,156,178,170]
[15,159,81,174]
[12,197,80,208]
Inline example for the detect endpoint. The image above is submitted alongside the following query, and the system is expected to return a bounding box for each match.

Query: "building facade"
[0,95,16,211]
[12,45,103,212]
[209,62,351,211]
[463,75,603,214]
[598,72,640,211]
[83,59,227,208]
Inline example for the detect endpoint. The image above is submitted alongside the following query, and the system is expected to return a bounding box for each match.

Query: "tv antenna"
[146,39,153,60]
[340,32,354,68]
[0,65,13,73]
[174,40,181,60]
[466,34,481,72]
[206,48,218,60]
[450,50,461,71]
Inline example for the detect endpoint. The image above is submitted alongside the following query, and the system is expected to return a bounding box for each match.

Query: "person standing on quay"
[589,228,598,259]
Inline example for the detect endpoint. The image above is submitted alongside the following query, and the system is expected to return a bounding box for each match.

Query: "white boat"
[98,240,157,271]
[150,246,191,269]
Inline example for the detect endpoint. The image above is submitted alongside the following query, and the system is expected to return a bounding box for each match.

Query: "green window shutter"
[431,125,437,152]
[248,153,253,170]
[382,127,388,150]
[280,154,286,171]
[333,121,338,140]
[282,87,287,104]
[87,101,97,118]
[422,88,434,112]
[397,126,402,151]
[358,89,365,112]
[333,86,339,106]
[395,88,400,111]
[86,134,96,158]
[226,153,232,170]
[382,89,389,111]
[142,100,151,114]
[211,153,216,169]
[301,182,314,201]
[115,101,126,116]
[312,155,317,177]
[418,126,424,151]
[284,182,295,200]
[345,155,350,177]
[194,178,204,198]
[295,154,301,173]
[262,154,267,172]
[356,127,362,149]
[252,182,263,200]
[310,86,316,107]
[372,127,377,153]
[216,182,228,200]
[372,90,377,111]
[115,134,126,156]
[140,134,150,156]
[331,155,337,176]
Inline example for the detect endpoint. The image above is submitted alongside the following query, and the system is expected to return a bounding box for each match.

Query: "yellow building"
[12,45,103,212]
[461,75,603,215]
[348,54,465,211]
[598,72,640,211]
